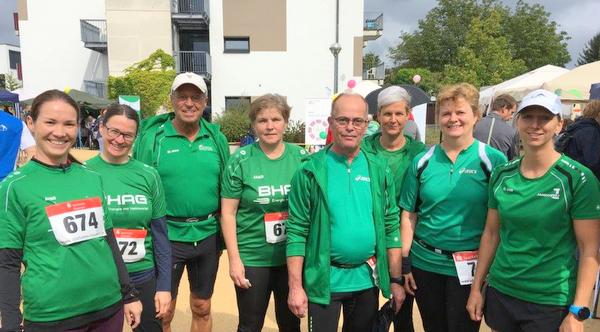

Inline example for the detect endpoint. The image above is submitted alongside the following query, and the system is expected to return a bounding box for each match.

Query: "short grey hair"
[377,86,412,111]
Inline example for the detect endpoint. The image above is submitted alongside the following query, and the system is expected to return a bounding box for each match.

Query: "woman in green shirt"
[467,89,600,331]
[0,90,142,331]
[399,83,506,332]
[86,104,171,332]
[221,94,303,332]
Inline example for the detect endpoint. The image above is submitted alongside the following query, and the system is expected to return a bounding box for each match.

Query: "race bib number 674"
[45,197,106,245]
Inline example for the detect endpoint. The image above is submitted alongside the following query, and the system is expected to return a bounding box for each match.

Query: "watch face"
[577,307,590,320]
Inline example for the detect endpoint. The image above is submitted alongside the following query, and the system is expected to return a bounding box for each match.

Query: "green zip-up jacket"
[286,146,401,305]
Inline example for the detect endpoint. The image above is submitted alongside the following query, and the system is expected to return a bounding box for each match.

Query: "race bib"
[113,228,147,263]
[453,251,478,285]
[45,197,106,245]
[366,256,379,286]
[264,212,287,244]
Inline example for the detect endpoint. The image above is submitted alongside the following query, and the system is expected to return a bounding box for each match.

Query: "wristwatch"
[568,305,591,321]
[390,276,405,286]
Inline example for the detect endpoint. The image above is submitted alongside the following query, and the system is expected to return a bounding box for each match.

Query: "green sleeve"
[398,158,419,212]
[488,168,500,209]
[150,167,167,219]
[286,169,311,257]
[221,153,244,199]
[571,170,600,220]
[132,133,153,166]
[99,179,113,230]
[0,184,25,249]
[383,166,401,248]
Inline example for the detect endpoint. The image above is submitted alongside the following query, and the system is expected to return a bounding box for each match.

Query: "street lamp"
[329,42,342,93]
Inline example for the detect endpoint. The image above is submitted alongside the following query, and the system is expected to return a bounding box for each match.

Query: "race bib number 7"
[114,228,147,263]
[453,250,478,286]
[264,212,288,244]
[45,197,106,245]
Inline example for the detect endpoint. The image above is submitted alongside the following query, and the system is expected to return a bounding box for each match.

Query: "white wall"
[19,0,107,96]
[209,0,364,121]
[0,44,20,80]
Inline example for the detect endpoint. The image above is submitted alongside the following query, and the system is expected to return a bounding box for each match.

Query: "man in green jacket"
[286,93,405,332]
[133,72,229,332]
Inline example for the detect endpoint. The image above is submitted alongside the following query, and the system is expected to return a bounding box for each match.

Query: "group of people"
[0,71,599,332]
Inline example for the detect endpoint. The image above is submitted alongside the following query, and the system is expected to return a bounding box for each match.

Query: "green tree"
[363,52,382,70]
[504,0,570,69]
[385,67,441,95]
[2,73,22,90]
[577,32,600,66]
[442,10,527,87]
[108,49,176,118]
[389,0,569,72]
[214,104,251,142]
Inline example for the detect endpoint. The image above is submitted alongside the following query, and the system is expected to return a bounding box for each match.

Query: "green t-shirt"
[327,150,376,292]
[488,155,600,306]
[0,161,121,322]
[221,142,306,266]
[153,120,221,242]
[399,141,507,276]
[371,135,426,202]
[85,156,166,273]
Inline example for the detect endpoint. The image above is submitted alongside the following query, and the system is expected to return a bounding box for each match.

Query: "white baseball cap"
[517,89,562,118]
[171,72,207,94]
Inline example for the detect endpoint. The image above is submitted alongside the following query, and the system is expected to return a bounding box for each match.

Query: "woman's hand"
[559,313,583,332]
[466,289,484,322]
[154,291,171,319]
[229,257,250,289]
[124,300,143,329]
[403,272,417,296]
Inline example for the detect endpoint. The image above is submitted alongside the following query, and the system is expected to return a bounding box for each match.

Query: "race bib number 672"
[45,197,106,245]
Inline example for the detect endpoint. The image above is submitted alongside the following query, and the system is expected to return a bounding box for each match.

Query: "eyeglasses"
[105,127,136,142]
[333,116,368,127]
[175,94,206,103]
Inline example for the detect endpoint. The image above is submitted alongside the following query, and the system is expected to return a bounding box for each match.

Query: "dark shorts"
[171,234,220,300]
[484,286,569,332]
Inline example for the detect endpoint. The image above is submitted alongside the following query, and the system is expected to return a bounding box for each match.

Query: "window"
[9,51,20,70]
[225,96,251,110]
[224,37,250,53]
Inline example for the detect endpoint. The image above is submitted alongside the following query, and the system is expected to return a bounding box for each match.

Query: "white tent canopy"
[543,60,600,102]
[479,64,569,113]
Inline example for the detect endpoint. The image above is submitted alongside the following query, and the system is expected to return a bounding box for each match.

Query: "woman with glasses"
[220,94,304,332]
[86,104,171,332]
[0,90,142,331]
[361,86,426,332]
[398,83,507,332]
[467,90,600,331]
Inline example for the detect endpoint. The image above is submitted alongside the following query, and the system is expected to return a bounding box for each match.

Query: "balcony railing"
[363,63,385,81]
[364,12,383,31]
[173,0,207,15]
[174,51,211,78]
[84,80,107,98]
[80,19,107,53]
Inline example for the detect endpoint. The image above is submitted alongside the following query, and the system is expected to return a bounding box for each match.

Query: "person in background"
[0,110,36,181]
[473,94,519,160]
[362,85,426,332]
[467,89,600,331]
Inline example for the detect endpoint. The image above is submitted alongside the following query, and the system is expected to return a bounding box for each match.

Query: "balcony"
[363,63,385,83]
[84,80,107,98]
[174,51,211,79]
[363,12,383,41]
[171,0,209,30]
[80,19,107,53]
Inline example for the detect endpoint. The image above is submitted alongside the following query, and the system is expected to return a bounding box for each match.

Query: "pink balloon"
[413,74,422,84]
[347,79,357,89]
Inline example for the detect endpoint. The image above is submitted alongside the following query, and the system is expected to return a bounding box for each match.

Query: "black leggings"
[133,276,163,332]
[412,266,480,332]
[308,287,379,332]
[393,293,415,332]
[234,265,300,332]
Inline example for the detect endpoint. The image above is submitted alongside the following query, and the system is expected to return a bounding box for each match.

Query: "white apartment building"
[18,0,382,120]
[0,0,22,86]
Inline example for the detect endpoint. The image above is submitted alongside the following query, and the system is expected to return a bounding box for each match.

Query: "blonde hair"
[436,83,480,118]
[249,94,291,122]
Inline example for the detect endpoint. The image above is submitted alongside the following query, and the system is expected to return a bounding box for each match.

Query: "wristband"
[401,256,411,274]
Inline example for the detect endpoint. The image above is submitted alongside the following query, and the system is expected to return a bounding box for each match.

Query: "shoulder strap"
[478,141,493,181]
[486,117,496,145]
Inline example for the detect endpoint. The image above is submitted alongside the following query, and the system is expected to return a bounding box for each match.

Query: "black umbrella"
[365,84,431,115]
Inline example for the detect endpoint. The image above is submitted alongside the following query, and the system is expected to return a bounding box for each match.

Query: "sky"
[364,0,600,69]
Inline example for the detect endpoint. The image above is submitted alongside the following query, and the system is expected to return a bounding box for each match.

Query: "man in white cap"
[134,72,229,332]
